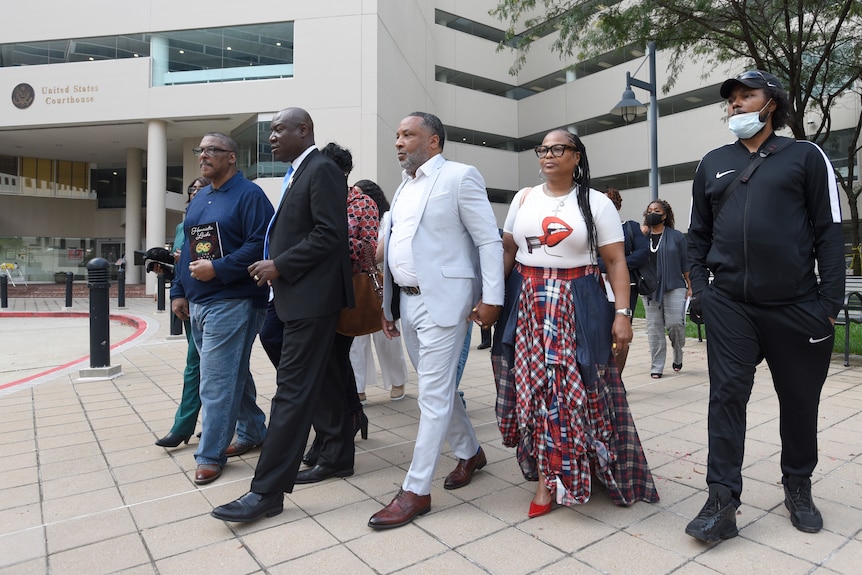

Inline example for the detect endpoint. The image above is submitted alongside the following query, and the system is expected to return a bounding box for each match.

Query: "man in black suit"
[211,107,353,522]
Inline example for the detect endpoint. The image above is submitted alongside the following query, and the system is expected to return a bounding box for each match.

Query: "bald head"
[281,107,313,131]
[270,107,316,163]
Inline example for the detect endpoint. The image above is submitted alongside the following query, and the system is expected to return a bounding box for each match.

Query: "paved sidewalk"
[0,297,860,575]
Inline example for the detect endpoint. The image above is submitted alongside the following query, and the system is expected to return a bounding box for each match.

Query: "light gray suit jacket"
[382,154,503,327]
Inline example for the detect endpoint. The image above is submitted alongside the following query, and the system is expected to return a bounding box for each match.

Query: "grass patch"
[831,323,862,356]
[633,297,862,356]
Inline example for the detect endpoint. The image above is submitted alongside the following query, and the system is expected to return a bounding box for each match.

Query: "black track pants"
[701,287,833,502]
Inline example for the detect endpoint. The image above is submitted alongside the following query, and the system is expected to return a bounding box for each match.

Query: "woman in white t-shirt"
[497,129,659,517]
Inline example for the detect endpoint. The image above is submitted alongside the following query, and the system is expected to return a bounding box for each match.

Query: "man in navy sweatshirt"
[171,132,274,486]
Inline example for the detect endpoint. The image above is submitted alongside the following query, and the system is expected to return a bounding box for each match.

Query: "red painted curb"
[0,312,148,390]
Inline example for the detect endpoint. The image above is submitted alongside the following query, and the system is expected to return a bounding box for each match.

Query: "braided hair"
[550,129,598,259]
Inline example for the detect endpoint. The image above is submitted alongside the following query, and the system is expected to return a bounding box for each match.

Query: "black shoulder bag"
[714,137,795,218]
[626,220,657,295]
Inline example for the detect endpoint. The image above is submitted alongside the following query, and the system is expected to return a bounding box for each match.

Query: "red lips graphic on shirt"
[525,216,573,253]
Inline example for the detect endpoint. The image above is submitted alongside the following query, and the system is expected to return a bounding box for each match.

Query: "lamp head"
[611,88,646,124]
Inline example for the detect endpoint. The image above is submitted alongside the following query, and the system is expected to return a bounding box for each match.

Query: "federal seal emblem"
[12,83,35,109]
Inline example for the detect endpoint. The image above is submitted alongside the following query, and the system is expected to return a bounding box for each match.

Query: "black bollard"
[65,271,74,307]
[117,268,126,308]
[0,275,7,308]
[156,273,166,311]
[87,258,112,368]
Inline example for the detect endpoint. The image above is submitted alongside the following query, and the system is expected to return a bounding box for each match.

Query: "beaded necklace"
[649,232,663,253]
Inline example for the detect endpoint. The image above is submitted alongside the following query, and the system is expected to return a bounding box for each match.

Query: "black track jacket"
[688,133,844,317]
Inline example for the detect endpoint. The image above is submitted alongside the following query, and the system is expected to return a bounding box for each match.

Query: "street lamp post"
[610,41,659,201]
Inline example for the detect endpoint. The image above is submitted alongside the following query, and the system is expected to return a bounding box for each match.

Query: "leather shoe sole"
[194,464,222,485]
[224,441,262,458]
[294,464,354,484]
[444,447,487,490]
[211,491,284,523]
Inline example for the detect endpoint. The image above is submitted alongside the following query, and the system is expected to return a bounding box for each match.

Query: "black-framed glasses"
[534,144,575,158]
[736,70,776,87]
[193,146,230,157]
[188,186,203,195]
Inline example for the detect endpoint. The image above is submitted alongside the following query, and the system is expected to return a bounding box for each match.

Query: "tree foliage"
[492,0,862,264]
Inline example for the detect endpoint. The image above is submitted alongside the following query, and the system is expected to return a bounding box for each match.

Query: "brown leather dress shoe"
[194,464,222,485]
[444,446,487,490]
[224,441,262,458]
[368,489,431,530]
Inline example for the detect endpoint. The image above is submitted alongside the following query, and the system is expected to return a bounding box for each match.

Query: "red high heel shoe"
[528,500,553,518]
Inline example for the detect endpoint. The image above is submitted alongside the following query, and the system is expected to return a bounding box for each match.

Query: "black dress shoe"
[295,464,354,484]
[155,432,191,448]
[211,491,284,523]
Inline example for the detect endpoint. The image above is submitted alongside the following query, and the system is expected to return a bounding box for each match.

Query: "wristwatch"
[615,308,633,318]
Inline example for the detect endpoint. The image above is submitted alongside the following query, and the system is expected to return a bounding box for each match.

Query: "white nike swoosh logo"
[809,335,831,344]
[716,170,736,179]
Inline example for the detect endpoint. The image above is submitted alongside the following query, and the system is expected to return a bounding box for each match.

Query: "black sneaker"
[685,483,738,542]
[783,476,822,533]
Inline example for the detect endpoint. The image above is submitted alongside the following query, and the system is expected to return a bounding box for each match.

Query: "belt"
[400,286,421,295]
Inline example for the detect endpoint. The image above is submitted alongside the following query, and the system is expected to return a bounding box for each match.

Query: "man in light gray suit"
[368,111,504,530]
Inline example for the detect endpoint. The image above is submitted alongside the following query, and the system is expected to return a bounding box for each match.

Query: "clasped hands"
[468,300,500,328]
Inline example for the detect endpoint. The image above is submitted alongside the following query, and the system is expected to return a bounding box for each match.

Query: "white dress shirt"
[388,154,445,288]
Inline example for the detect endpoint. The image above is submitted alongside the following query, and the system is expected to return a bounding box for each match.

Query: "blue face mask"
[728,99,773,140]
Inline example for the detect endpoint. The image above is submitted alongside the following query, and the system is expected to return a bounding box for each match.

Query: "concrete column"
[125,148,143,284]
[145,120,167,295]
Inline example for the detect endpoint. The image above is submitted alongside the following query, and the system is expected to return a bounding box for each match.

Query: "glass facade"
[233,120,289,180]
[0,156,187,205]
[90,166,184,209]
[0,156,92,199]
[0,236,97,282]
[0,22,294,86]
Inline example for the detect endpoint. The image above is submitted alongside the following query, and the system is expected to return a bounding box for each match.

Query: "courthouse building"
[1,1,859,287]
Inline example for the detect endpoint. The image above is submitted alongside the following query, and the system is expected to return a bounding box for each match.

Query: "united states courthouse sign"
[1,58,149,126]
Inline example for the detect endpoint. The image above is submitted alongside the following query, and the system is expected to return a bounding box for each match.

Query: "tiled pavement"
[1,297,860,575]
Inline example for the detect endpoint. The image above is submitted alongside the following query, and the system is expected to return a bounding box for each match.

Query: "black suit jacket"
[269,149,353,322]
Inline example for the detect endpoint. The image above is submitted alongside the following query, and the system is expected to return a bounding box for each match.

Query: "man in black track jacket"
[685,70,844,543]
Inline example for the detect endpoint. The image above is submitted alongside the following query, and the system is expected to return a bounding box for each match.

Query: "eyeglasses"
[193,146,231,157]
[534,144,576,158]
[736,70,776,87]
[188,186,203,195]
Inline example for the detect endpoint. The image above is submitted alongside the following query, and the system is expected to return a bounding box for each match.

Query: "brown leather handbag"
[336,245,383,336]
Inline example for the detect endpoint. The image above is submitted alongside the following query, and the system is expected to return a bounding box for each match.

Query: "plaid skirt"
[502,264,659,506]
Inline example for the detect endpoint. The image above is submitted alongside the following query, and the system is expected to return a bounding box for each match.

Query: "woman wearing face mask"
[641,199,691,379]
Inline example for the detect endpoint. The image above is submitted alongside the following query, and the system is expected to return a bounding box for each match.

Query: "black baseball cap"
[720,70,783,98]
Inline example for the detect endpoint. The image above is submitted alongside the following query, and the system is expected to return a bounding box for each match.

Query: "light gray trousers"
[643,287,687,374]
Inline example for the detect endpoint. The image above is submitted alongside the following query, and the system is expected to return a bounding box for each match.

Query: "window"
[234,120,290,180]
[0,23,295,86]
[56,160,89,193]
